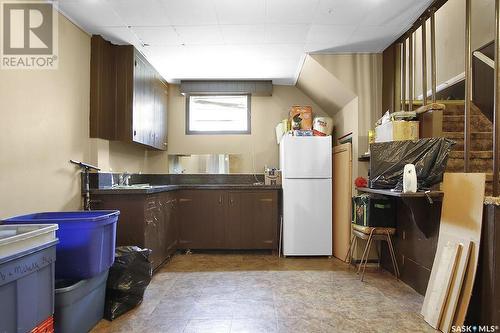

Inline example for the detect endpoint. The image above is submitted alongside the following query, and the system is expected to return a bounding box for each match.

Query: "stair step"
[443,103,482,116]
[442,115,493,132]
[449,150,493,159]
[443,132,493,151]
[447,150,493,173]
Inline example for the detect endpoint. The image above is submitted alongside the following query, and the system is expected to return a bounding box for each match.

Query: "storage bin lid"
[0,224,58,259]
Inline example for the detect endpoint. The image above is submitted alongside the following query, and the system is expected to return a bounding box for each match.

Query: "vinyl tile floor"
[91,252,437,333]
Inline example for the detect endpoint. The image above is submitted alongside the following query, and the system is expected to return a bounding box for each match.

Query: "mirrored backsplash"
[168,154,247,174]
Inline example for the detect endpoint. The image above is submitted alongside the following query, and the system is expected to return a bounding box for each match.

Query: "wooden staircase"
[442,103,495,195]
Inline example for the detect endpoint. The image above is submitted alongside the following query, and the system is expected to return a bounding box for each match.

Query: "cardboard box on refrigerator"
[375,120,419,142]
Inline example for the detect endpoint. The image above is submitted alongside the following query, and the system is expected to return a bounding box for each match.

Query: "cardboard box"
[375,120,419,142]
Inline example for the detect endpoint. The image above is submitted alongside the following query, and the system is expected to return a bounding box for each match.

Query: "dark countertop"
[356,187,444,198]
[90,183,282,195]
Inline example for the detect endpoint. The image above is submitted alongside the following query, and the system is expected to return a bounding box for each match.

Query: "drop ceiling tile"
[215,0,266,24]
[58,0,125,32]
[133,27,180,46]
[160,0,218,26]
[266,0,320,24]
[306,24,356,45]
[362,0,431,27]
[348,25,399,44]
[313,0,373,25]
[107,0,169,26]
[98,26,142,45]
[174,25,224,44]
[220,25,266,44]
[265,24,310,43]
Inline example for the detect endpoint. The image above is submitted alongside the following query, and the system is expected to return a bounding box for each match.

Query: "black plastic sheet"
[104,246,153,321]
[369,138,455,191]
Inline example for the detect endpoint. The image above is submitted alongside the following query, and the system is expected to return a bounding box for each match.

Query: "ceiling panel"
[362,0,428,26]
[160,0,218,26]
[133,27,180,46]
[266,0,320,24]
[215,0,266,24]
[220,25,266,44]
[107,0,169,26]
[57,0,433,84]
[58,0,124,32]
[98,26,142,45]
[313,0,373,25]
[265,24,311,43]
[306,24,356,44]
[174,25,224,45]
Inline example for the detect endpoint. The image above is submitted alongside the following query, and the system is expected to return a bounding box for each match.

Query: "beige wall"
[296,53,382,179]
[0,14,168,218]
[167,84,327,173]
[311,53,383,149]
[0,15,91,218]
[296,55,357,115]
[412,0,495,97]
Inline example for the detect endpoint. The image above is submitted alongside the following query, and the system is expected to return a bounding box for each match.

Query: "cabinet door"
[225,191,278,249]
[162,193,177,255]
[202,190,226,249]
[251,192,278,249]
[177,190,225,249]
[144,195,165,270]
[133,56,146,145]
[177,190,204,249]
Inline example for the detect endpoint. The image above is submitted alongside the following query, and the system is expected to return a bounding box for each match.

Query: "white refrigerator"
[279,135,332,256]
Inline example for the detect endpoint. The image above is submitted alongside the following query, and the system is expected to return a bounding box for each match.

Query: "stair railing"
[465,0,472,172]
[493,0,500,196]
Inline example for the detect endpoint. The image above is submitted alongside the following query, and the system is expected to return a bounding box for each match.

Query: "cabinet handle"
[178,198,192,202]
[259,198,273,202]
[219,195,223,205]
[229,197,234,205]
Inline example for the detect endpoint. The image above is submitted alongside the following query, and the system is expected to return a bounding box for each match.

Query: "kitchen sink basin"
[111,183,153,189]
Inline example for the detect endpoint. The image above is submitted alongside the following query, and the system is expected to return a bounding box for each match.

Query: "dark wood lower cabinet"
[92,189,279,269]
[226,191,278,250]
[178,190,279,250]
[92,192,178,270]
[380,199,441,295]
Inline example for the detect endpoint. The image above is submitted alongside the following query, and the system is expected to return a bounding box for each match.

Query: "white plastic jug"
[403,164,417,193]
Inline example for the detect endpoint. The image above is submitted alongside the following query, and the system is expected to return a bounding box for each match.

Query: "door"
[280,135,332,179]
[333,143,352,261]
[283,178,332,256]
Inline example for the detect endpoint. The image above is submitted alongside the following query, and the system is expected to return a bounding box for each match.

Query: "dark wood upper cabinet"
[90,35,168,150]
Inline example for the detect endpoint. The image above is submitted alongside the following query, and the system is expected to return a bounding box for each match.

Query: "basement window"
[186,95,251,134]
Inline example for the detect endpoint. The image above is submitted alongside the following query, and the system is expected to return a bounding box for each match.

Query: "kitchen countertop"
[90,183,282,195]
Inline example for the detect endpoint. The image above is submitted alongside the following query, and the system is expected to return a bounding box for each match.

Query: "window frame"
[185,94,252,135]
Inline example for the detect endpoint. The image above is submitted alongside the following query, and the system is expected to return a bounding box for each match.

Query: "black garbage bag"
[369,138,455,191]
[104,246,153,321]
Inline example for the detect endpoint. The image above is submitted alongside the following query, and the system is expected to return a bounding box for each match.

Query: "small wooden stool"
[345,224,400,281]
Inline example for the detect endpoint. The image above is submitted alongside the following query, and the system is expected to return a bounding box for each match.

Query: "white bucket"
[312,117,333,136]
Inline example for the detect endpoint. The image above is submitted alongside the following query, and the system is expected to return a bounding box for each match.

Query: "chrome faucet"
[119,172,132,186]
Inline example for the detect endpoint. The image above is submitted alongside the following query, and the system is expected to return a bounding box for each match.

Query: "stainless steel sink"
[111,183,153,189]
